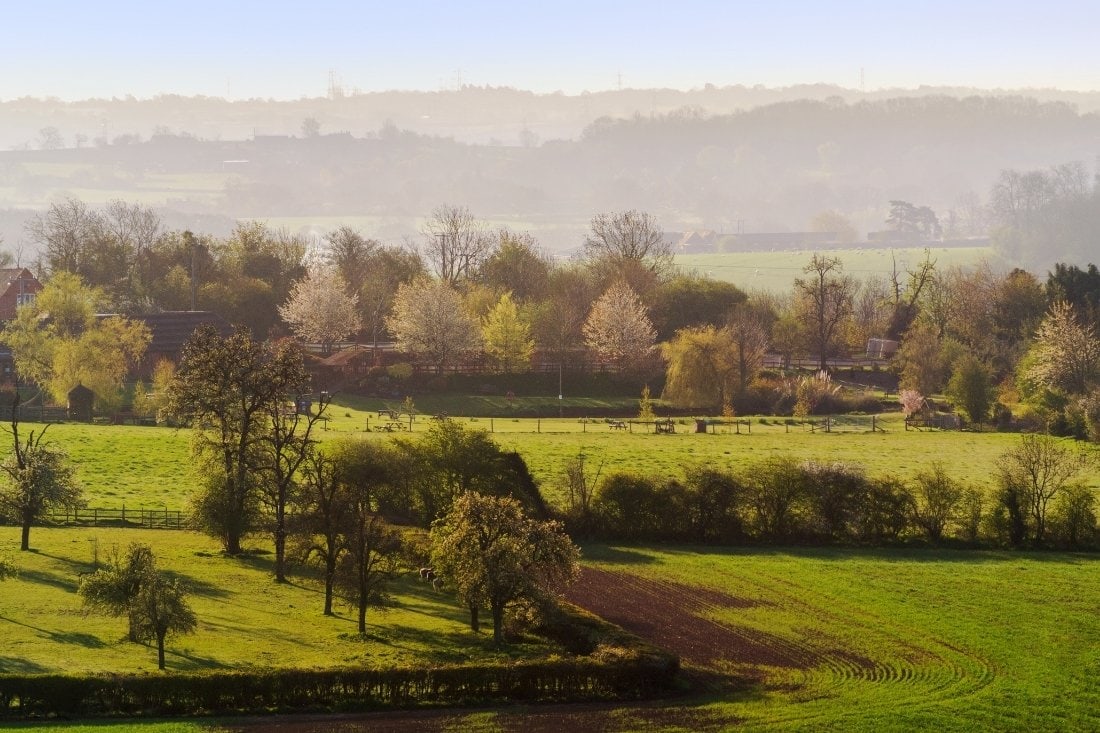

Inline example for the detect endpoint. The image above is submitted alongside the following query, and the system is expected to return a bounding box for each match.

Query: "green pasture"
[575,544,1100,732]
[676,246,997,292]
[19,405,1094,512]
[0,526,555,676]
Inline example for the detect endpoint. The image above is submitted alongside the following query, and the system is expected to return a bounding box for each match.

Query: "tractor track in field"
[229,566,998,732]
[565,566,998,726]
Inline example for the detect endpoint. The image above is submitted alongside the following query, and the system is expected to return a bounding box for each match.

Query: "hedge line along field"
[0,526,557,675]
[21,410,1081,511]
[559,544,1100,732]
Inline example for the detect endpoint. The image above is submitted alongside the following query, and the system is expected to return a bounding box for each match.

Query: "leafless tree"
[583,210,673,294]
[794,254,856,371]
[422,204,493,284]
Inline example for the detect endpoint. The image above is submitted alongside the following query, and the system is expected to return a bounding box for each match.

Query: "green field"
[29,406,1086,512]
[0,526,555,676]
[676,247,998,292]
[573,544,1100,732]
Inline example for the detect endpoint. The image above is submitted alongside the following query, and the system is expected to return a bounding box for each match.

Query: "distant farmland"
[677,246,997,292]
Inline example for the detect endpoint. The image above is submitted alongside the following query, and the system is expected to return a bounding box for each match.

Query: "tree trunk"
[274,522,287,583]
[468,604,479,632]
[323,570,335,616]
[491,603,504,644]
[225,532,242,555]
[128,610,140,642]
[20,522,30,551]
[157,633,166,670]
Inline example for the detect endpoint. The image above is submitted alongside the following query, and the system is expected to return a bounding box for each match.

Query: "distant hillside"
[2,93,1099,268]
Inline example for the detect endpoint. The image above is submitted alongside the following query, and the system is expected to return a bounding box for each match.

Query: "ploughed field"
[558,544,1100,732]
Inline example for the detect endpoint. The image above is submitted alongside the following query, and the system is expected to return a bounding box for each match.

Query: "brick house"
[0,268,43,321]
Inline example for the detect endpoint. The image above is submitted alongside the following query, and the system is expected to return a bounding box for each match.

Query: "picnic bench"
[654,418,676,434]
[608,420,627,431]
[378,409,401,420]
[379,420,406,432]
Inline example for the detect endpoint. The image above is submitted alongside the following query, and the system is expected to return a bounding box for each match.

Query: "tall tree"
[386,276,480,369]
[478,231,551,302]
[358,246,425,353]
[583,210,672,297]
[324,226,377,296]
[0,406,82,551]
[794,254,855,371]
[278,267,361,355]
[481,292,534,374]
[582,281,656,372]
[430,493,579,644]
[422,204,494,284]
[166,327,310,555]
[258,389,331,583]
[132,573,197,670]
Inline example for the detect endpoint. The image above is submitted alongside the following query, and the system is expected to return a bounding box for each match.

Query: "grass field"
[571,544,1100,732]
[0,526,555,676]
[23,406,1100,512]
[676,247,998,292]
[29,406,1090,512]
[6,544,1097,732]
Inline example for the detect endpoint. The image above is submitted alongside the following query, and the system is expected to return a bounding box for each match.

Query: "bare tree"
[794,254,855,371]
[583,210,673,295]
[422,205,494,284]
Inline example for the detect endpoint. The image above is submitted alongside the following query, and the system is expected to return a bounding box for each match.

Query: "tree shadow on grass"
[0,656,48,674]
[0,615,106,648]
[13,567,79,593]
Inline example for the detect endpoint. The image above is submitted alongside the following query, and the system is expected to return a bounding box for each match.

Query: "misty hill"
[2,93,1100,265]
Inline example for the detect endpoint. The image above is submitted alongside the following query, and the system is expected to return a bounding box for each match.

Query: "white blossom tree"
[1025,301,1100,396]
[583,281,656,372]
[278,267,361,355]
[386,276,480,369]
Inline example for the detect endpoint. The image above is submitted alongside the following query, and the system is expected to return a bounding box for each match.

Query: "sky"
[3,0,1099,100]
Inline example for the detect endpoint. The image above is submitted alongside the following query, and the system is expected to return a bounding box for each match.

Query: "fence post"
[122,504,125,524]
[490,418,494,433]
[786,422,789,434]
[747,420,750,435]
[537,418,541,434]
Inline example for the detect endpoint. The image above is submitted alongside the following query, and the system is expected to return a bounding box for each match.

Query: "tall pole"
[185,230,198,311]
[558,361,563,418]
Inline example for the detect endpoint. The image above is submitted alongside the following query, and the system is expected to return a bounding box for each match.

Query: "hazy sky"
[3,0,1099,100]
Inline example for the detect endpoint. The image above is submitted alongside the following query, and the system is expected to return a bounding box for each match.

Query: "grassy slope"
[0,526,554,675]
[585,544,1100,732]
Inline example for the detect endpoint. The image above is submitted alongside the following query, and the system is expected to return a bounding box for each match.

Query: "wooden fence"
[43,506,186,529]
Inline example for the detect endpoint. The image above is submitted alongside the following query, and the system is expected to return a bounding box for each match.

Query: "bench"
[609,420,627,431]
[380,421,406,432]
